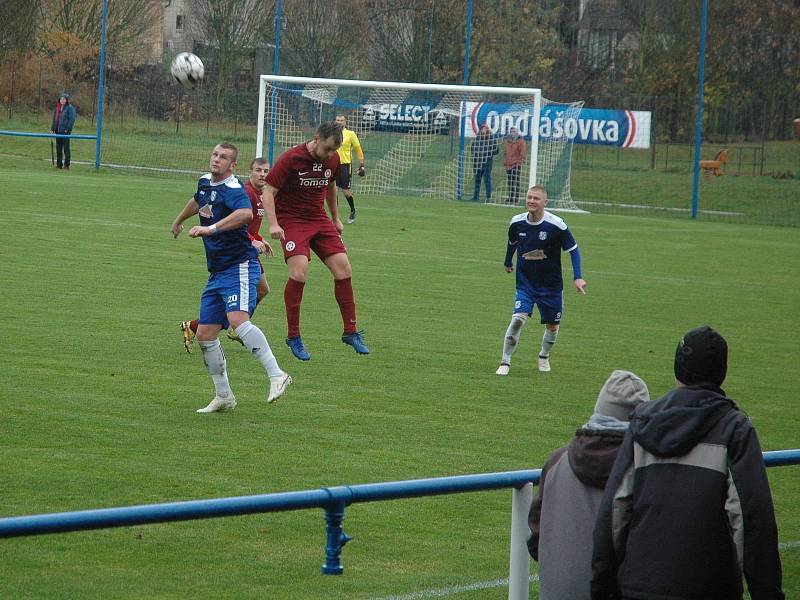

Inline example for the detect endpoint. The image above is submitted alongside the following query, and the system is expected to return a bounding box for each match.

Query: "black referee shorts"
[337,164,352,190]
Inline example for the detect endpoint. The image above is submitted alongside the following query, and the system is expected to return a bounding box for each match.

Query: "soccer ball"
[170,52,204,86]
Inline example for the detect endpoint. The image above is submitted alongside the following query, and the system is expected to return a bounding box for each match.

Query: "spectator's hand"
[269,223,285,241]
[574,278,587,294]
[357,165,366,177]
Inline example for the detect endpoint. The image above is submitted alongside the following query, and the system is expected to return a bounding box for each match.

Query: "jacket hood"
[567,428,626,489]
[630,385,737,457]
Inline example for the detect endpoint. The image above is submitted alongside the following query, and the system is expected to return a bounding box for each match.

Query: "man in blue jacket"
[592,326,784,600]
[51,92,76,170]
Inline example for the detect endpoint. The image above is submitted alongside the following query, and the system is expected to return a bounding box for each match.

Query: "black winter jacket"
[591,385,784,600]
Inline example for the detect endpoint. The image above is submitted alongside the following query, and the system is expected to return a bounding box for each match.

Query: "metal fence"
[1,449,798,599]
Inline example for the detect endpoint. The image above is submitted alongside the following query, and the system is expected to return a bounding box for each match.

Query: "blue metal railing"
[0,131,97,140]
[1,450,798,580]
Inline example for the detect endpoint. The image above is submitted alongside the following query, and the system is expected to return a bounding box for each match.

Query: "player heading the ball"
[262,121,369,361]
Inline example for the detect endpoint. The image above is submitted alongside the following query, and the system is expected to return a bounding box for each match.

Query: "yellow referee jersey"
[337,128,364,165]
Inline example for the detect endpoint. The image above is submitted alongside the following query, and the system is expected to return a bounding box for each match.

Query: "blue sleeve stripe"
[570,247,583,279]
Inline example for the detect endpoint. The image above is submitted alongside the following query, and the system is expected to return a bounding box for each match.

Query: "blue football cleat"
[342,330,370,355]
[286,336,311,361]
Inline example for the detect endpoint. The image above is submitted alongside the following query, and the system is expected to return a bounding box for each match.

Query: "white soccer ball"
[170,52,204,86]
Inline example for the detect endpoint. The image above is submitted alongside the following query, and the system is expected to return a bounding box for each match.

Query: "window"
[588,29,617,69]
[176,15,184,32]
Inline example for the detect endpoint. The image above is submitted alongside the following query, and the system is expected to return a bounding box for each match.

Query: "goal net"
[257,76,582,210]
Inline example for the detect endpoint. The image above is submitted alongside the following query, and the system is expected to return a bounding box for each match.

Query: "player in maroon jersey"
[181,158,274,352]
[262,121,369,361]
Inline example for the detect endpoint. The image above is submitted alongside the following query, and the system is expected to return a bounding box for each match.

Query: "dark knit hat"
[60,92,71,101]
[674,325,728,387]
[594,370,650,421]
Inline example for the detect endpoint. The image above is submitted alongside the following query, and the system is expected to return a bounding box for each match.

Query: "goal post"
[257,75,581,210]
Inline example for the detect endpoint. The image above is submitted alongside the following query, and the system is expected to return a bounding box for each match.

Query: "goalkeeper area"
[257,76,584,211]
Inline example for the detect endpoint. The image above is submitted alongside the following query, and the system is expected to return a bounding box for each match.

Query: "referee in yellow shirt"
[334,115,365,223]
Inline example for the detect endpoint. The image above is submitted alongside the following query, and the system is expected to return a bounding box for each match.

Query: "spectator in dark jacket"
[471,124,498,201]
[51,92,76,169]
[528,370,650,600]
[592,326,784,600]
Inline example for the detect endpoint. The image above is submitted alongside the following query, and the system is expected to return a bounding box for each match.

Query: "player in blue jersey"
[495,185,587,375]
[171,143,292,412]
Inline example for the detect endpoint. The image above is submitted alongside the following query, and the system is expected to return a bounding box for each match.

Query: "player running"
[334,114,365,223]
[181,158,274,352]
[171,143,291,412]
[262,121,369,361]
[495,185,586,376]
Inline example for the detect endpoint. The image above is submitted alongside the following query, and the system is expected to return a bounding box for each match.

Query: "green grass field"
[1,155,798,598]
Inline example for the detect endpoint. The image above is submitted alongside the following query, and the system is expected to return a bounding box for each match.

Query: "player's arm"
[326,181,343,233]
[504,226,518,272]
[354,135,365,176]
[261,183,285,241]
[171,198,199,238]
[569,247,587,294]
[188,207,252,238]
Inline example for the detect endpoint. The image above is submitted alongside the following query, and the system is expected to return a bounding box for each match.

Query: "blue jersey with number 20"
[193,173,258,272]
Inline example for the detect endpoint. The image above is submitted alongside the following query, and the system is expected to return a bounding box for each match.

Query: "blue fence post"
[321,499,351,575]
[690,0,708,218]
[456,0,474,201]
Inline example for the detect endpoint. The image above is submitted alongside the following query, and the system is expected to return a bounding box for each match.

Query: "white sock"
[540,328,559,357]
[198,339,234,398]
[234,321,283,378]
[501,313,528,364]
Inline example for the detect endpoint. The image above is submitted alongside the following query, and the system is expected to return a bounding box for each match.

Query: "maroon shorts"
[279,217,347,262]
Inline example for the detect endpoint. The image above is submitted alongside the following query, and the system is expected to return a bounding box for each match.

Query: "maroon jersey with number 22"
[265,143,340,221]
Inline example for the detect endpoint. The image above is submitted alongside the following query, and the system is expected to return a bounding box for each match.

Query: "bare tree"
[280,0,359,78]
[0,0,41,116]
[191,0,276,112]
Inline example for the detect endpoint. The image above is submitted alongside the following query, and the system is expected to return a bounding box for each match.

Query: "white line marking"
[371,574,538,600]
[375,542,800,600]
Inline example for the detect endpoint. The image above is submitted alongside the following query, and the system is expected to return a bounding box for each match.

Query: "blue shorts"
[198,260,261,328]
[513,287,563,324]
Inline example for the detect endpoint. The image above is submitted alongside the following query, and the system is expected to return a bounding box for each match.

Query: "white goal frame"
[257,75,543,194]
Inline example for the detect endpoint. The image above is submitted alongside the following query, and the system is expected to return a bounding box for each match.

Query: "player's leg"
[225,260,292,403]
[496,290,533,375]
[323,251,369,355]
[337,165,356,223]
[280,224,313,360]
[55,138,64,169]
[344,190,357,223]
[284,254,311,360]
[195,278,236,413]
[227,266,269,345]
[536,292,563,373]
